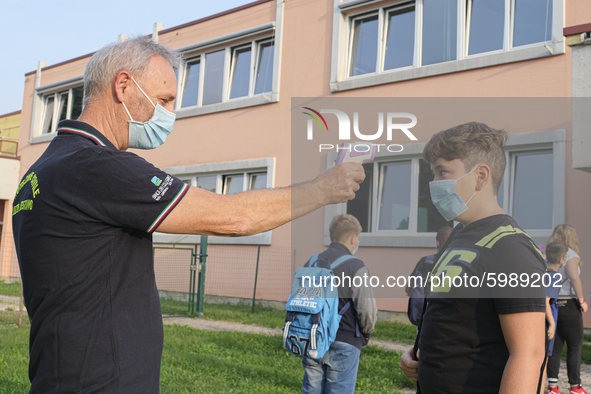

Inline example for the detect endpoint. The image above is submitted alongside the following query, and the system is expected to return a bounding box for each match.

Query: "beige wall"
[16,0,591,322]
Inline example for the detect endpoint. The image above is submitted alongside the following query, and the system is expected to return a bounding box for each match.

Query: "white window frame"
[175,20,284,119]
[228,43,255,100]
[30,75,84,144]
[155,158,276,245]
[323,129,565,247]
[330,0,564,92]
[40,88,83,135]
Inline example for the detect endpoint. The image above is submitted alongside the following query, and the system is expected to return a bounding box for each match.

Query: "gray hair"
[83,36,183,108]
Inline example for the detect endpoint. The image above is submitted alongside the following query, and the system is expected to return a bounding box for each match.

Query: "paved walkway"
[163,317,591,393]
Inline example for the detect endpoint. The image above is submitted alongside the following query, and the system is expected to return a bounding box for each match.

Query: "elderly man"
[12,37,364,393]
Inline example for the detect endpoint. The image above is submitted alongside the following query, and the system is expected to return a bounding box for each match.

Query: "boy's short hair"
[546,241,568,265]
[423,122,508,194]
[330,214,362,243]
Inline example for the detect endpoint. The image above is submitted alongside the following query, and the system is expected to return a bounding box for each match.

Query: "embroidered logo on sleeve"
[151,176,163,186]
[152,175,173,201]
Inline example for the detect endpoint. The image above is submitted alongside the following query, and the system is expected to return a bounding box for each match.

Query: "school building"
[3,0,591,325]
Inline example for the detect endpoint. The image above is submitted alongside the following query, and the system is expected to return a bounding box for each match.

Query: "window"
[498,150,554,230]
[230,46,252,99]
[181,170,269,195]
[180,59,200,108]
[40,86,83,134]
[254,40,275,95]
[384,4,415,71]
[346,158,453,234]
[178,38,275,111]
[349,14,379,76]
[331,0,562,90]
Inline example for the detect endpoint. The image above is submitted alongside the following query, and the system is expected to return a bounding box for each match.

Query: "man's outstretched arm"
[156,162,365,236]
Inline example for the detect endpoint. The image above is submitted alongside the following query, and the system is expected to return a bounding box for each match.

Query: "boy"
[400,122,547,393]
[301,214,377,394]
[545,241,569,393]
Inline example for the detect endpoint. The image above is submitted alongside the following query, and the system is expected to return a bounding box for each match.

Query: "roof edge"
[564,22,591,37]
[24,0,274,77]
[0,110,22,118]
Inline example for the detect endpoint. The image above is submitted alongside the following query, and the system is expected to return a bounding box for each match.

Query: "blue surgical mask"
[429,166,478,222]
[122,77,176,149]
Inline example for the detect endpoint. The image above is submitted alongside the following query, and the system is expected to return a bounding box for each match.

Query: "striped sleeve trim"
[147,183,190,233]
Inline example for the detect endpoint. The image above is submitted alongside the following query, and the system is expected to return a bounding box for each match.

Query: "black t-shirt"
[418,214,546,394]
[12,120,189,393]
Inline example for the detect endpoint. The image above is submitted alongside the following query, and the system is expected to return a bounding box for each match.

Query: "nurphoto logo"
[302,107,419,153]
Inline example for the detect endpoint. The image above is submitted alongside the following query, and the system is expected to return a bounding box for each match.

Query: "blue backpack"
[283,254,357,360]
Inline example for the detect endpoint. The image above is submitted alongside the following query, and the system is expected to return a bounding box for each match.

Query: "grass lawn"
[0,281,21,297]
[0,324,415,393]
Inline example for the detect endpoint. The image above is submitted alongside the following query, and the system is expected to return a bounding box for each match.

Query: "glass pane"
[224,175,244,195]
[254,41,274,95]
[182,179,192,185]
[418,159,453,232]
[512,152,553,229]
[468,0,504,55]
[379,162,411,230]
[384,6,415,70]
[513,0,552,47]
[497,176,505,209]
[349,15,379,76]
[42,95,55,134]
[347,163,373,232]
[181,59,201,108]
[203,50,225,106]
[57,91,68,123]
[197,175,217,193]
[422,0,457,66]
[230,47,252,99]
[70,86,84,120]
[249,173,267,190]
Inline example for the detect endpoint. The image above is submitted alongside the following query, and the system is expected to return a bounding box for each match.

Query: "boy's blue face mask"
[122,76,176,150]
[429,166,478,222]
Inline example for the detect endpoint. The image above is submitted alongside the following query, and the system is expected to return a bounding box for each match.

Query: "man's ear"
[114,71,132,103]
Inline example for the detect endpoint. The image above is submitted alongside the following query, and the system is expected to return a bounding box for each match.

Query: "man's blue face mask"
[429,166,478,222]
[122,76,175,150]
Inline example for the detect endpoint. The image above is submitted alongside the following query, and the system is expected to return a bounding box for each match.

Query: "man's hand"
[314,163,365,205]
[400,347,419,382]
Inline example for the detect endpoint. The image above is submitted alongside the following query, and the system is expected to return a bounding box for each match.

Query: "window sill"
[154,231,272,245]
[31,133,56,144]
[331,44,564,92]
[176,95,277,119]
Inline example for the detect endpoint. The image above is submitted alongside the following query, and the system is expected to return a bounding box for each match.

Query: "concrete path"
[163,317,591,393]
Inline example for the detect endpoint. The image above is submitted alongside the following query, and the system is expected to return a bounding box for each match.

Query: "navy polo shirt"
[12,119,189,393]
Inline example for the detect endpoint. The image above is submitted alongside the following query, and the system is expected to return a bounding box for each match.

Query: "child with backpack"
[283,214,377,394]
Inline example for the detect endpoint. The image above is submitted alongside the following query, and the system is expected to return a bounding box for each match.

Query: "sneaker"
[548,386,559,394]
[571,384,589,394]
